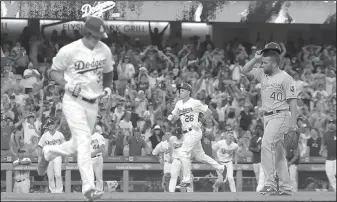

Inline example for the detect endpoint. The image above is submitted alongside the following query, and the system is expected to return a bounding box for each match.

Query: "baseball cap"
[178,83,192,92]
[153,125,161,130]
[46,119,55,126]
[261,42,282,54]
[83,16,108,39]
[251,46,257,50]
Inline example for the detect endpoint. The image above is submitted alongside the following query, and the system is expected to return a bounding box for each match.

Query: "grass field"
[1,192,336,202]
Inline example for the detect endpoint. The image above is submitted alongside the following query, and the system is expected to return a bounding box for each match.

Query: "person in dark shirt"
[306,128,321,157]
[321,119,336,192]
[148,22,169,50]
[239,103,253,138]
[128,127,150,156]
[149,125,164,150]
[248,124,264,192]
[286,142,300,192]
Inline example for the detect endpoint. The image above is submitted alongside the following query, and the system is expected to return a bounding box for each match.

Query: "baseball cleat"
[84,189,104,201]
[176,182,191,192]
[37,148,49,176]
[259,185,277,195]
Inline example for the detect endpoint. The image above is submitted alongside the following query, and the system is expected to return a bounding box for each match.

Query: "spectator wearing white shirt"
[119,111,133,156]
[38,119,65,193]
[117,55,135,81]
[23,61,40,94]
[22,112,41,145]
[229,59,242,83]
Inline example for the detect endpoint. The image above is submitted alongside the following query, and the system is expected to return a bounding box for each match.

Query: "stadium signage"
[81,1,120,18]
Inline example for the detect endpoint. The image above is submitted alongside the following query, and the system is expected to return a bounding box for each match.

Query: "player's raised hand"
[254,50,263,60]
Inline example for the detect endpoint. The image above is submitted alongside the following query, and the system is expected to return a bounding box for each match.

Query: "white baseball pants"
[169,158,183,192]
[326,159,336,192]
[288,164,298,192]
[214,161,236,192]
[92,155,104,191]
[43,93,98,194]
[253,163,266,192]
[47,156,63,193]
[179,129,223,184]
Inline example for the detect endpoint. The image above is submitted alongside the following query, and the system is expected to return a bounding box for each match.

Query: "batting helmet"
[261,42,282,54]
[177,83,193,92]
[82,16,108,39]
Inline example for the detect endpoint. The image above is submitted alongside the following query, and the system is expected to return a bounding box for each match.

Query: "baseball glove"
[283,129,301,151]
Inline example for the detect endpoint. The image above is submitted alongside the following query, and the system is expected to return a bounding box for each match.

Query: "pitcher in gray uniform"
[241,42,298,196]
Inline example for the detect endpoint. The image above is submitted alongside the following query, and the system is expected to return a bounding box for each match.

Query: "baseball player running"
[91,125,106,191]
[168,127,194,192]
[242,42,298,196]
[38,119,65,193]
[168,83,226,190]
[212,132,239,192]
[37,16,114,201]
[152,132,172,192]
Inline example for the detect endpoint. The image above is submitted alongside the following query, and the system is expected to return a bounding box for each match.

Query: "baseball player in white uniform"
[38,119,65,193]
[242,42,298,196]
[152,132,172,192]
[212,132,239,192]
[168,83,226,189]
[37,16,114,201]
[168,127,185,192]
[91,125,106,192]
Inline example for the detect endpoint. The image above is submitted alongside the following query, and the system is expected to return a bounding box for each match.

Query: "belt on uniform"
[15,179,26,182]
[183,128,192,134]
[92,154,102,158]
[220,160,231,164]
[264,109,289,116]
[72,94,96,104]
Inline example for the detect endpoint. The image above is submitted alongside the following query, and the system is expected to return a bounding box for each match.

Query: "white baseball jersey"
[152,140,170,162]
[251,69,297,112]
[23,120,41,144]
[170,98,208,131]
[51,39,114,99]
[168,136,184,159]
[91,132,106,156]
[38,131,65,147]
[212,140,238,162]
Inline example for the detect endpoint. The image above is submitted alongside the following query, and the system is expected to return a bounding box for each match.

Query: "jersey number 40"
[270,92,283,101]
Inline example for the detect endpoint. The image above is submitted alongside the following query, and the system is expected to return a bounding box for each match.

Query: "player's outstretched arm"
[241,51,263,81]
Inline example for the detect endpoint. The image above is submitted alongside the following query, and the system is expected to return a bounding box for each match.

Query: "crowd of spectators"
[1,23,336,163]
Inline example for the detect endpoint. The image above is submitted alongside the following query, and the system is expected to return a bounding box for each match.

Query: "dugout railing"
[0,156,326,193]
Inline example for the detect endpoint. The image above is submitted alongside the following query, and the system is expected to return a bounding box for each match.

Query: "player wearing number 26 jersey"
[168,83,225,191]
[242,42,298,196]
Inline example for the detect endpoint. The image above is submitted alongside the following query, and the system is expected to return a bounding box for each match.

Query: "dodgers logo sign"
[81,1,121,18]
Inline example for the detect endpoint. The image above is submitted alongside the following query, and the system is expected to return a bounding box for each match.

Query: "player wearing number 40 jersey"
[242,42,298,196]
[168,83,226,190]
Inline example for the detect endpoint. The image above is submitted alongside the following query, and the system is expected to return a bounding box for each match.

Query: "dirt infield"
[1,192,336,202]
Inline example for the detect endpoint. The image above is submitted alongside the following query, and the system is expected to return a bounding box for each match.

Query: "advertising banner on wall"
[40,20,171,38]
[1,1,336,24]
